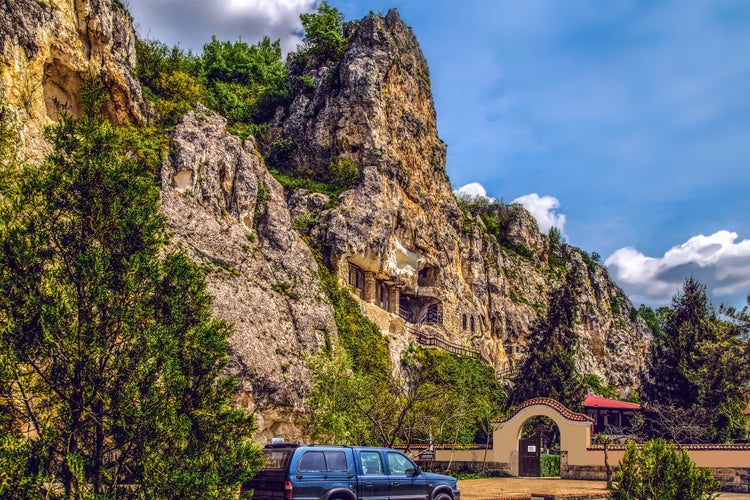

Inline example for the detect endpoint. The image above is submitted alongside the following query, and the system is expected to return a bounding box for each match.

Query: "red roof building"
[583,395,641,434]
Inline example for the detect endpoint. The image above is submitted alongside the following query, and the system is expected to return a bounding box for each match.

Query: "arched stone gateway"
[492,398,593,477]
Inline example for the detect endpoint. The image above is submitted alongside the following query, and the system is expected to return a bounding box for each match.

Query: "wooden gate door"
[518,433,541,477]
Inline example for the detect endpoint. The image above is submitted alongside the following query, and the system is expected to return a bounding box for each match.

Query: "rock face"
[272,10,651,391]
[2,1,651,440]
[0,0,148,162]
[160,105,335,442]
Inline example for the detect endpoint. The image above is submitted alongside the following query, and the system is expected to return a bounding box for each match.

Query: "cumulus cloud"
[605,230,750,306]
[129,0,316,54]
[513,193,567,236]
[454,182,488,199]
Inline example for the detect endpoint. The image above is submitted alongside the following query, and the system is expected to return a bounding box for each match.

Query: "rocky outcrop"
[2,0,651,440]
[273,9,650,390]
[0,0,148,162]
[160,105,335,441]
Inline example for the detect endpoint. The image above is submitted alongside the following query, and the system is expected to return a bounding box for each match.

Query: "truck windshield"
[262,447,294,470]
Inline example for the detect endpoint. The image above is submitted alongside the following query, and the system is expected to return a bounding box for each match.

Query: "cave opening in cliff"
[417,266,439,287]
[398,294,442,325]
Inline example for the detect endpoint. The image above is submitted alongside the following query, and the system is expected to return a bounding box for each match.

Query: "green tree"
[299,1,349,62]
[511,269,585,411]
[306,344,505,451]
[583,373,620,400]
[135,38,207,127]
[0,79,262,498]
[611,439,718,500]
[635,304,668,337]
[641,277,749,442]
[202,36,290,123]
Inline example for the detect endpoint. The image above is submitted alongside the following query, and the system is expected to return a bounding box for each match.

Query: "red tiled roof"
[493,397,593,424]
[583,395,641,410]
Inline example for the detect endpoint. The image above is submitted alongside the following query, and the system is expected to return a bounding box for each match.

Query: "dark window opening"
[377,281,390,312]
[399,294,441,324]
[470,315,475,332]
[462,313,468,330]
[418,266,439,287]
[348,263,364,291]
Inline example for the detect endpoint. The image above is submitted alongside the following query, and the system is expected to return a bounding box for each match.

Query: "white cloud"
[129,0,316,54]
[513,193,566,235]
[454,185,567,237]
[605,230,750,306]
[454,182,488,199]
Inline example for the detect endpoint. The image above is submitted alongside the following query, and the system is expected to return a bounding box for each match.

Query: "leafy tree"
[640,277,749,442]
[299,1,349,62]
[548,226,563,246]
[306,342,505,452]
[202,36,290,123]
[511,269,585,411]
[135,38,207,127]
[135,35,289,127]
[0,79,262,498]
[611,439,718,500]
[583,373,620,400]
[636,304,668,337]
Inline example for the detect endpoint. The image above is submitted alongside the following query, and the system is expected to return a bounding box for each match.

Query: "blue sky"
[128,0,750,308]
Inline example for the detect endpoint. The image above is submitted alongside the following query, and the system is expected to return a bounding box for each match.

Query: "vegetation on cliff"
[510,269,586,411]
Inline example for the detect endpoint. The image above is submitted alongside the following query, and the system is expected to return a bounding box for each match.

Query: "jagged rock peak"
[277,8,448,192]
[275,8,650,391]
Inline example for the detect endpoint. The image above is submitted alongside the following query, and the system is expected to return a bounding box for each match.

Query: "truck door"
[358,450,389,500]
[385,451,428,500]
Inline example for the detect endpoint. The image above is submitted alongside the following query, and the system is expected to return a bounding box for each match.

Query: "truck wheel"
[434,493,452,500]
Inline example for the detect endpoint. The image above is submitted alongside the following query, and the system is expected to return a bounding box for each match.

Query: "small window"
[348,264,363,290]
[298,451,326,472]
[325,451,348,472]
[387,452,415,475]
[470,315,475,332]
[377,282,390,311]
[297,451,349,472]
[262,448,294,470]
[462,314,467,330]
[360,451,383,475]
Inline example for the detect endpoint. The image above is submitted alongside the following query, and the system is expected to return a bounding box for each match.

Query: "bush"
[326,157,360,186]
[540,453,560,477]
[611,439,718,500]
[299,1,349,62]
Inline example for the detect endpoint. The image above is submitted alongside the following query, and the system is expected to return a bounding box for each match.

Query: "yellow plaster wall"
[492,403,593,475]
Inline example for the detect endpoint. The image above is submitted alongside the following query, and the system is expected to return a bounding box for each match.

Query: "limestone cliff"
[160,105,334,442]
[271,9,651,390]
[0,0,148,162]
[1,1,651,441]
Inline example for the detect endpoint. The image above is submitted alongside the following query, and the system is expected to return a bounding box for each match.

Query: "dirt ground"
[458,478,608,498]
[458,478,750,499]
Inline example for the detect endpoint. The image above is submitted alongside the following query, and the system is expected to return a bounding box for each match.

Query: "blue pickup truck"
[245,444,460,500]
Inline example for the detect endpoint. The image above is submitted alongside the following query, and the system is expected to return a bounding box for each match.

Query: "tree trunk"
[604,441,613,490]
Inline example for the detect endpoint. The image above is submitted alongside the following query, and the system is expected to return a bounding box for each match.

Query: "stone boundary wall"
[419,460,512,476]
[563,446,750,493]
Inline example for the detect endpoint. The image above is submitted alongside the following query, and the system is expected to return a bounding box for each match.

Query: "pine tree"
[641,277,749,442]
[511,269,585,411]
[0,78,262,498]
